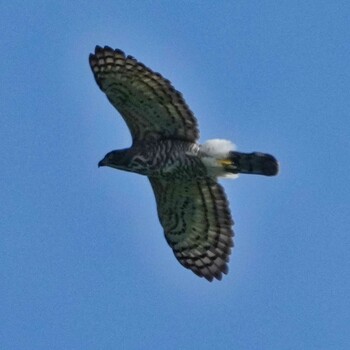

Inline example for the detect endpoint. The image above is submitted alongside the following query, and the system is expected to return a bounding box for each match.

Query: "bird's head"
[98,149,129,170]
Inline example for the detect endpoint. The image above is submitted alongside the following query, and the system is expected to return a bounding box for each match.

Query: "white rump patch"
[201,139,236,157]
[200,139,238,179]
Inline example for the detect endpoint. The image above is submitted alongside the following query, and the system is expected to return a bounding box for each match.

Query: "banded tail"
[224,151,279,176]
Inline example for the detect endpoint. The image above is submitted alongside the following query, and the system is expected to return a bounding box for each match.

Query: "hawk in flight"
[89,46,278,281]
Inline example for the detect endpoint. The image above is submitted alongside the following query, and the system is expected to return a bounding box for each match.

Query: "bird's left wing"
[89,46,199,142]
[149,177,234,281]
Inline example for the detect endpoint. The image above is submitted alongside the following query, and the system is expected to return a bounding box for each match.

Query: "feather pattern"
[149,177,234,281]
[89,46,199,142]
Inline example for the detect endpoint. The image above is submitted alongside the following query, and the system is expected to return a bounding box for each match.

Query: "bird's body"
[89,46,278,281]
[100,139,205,180]
[100,138,278,181]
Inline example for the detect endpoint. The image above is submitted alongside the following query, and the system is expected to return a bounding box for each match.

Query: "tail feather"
[225,151,279,176]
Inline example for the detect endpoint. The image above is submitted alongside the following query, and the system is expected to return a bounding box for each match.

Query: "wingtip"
[94,45,113,54]
[94,45,103,52]
[92,45,125,57]
[104,45,114,52]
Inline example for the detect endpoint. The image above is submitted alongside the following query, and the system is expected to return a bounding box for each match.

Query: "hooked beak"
[98,159,107,168]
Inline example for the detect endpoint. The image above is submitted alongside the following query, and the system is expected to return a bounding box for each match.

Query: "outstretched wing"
[89,46,199,142]
[149,177,234,281]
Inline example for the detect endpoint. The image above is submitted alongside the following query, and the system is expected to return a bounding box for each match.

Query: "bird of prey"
[89,46,278,281]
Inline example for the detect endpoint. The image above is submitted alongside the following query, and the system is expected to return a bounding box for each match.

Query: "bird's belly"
[149,157,207,180]
[129,141,206,179]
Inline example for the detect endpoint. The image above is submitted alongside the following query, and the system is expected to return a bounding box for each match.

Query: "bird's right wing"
[149,177,234,281]
[89,46,199,143]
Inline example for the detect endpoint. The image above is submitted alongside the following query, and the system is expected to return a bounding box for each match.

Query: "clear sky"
[1,1,349,349]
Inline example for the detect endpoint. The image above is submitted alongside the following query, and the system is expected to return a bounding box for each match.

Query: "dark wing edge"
[89,46,199,142]
[149,177,234,282]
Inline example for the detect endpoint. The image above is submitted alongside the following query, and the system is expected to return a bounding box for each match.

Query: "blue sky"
[1,1,349,349]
